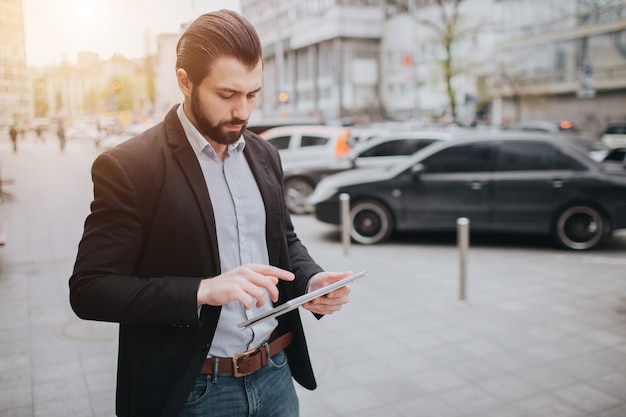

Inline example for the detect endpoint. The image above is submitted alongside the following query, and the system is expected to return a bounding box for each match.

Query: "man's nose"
[233,97,251,121]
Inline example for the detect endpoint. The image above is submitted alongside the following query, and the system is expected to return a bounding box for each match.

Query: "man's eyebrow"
[217,86,263,94]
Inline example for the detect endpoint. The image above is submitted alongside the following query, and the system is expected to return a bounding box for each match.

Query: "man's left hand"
[302,271,352,315]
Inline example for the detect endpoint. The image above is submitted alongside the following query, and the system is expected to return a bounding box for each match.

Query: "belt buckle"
[232,347,258,377]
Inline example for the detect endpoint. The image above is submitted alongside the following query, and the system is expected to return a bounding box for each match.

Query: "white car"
[601,123,626,149]
[260,125,355,164]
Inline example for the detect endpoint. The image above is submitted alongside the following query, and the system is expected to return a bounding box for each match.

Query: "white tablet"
[238,270,368,329]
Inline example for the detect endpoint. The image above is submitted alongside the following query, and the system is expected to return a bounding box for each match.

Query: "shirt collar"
[176,103,246,159]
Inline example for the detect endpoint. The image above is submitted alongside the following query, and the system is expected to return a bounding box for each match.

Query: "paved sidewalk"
[1,136,626,417]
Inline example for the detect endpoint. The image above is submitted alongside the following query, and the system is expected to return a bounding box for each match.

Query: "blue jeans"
[178,350,299,417]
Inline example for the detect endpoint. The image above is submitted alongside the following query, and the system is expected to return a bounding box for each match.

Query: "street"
[1,136,626,417]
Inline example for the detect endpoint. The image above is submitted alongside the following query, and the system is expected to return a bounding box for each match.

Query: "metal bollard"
[457,217,469,300]
[340,193,350,257]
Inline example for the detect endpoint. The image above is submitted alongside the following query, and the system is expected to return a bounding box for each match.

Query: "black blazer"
[70,105,323,417]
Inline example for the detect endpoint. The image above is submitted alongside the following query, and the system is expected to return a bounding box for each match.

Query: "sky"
[22,0,241,67]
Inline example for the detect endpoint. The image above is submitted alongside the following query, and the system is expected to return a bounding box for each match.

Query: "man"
[69,10,351,417]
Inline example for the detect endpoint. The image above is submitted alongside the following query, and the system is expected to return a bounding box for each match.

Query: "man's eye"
[220,94,234,100]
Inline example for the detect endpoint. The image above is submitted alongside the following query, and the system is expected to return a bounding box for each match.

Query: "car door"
[402,142,496,229]
[298,134,333,160]
[491,140,584,232]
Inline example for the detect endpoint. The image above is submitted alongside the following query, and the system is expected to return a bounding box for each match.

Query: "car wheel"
[554,205,606,250]
[284,178,315,215]
[350,200,393,244]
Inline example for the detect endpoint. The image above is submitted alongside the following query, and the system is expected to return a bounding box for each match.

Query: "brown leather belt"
[201,331,293,377]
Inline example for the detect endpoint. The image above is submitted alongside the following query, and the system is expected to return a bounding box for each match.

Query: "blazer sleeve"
[69,151,201,327]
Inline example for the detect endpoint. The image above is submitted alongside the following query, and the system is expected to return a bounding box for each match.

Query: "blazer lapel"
[163,106,222,338]
[164,106,220,271]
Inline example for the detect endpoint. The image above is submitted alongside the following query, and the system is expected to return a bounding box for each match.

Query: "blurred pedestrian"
[9,124,18,153]
[56,120,66,151]
[69,9,353,417]
[35,125,45,142]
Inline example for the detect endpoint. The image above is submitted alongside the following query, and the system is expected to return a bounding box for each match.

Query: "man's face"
[186,57,263,146]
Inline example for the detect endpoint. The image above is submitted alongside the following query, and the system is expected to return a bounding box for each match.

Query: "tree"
[495,62,527,123]
[414,0,480,123]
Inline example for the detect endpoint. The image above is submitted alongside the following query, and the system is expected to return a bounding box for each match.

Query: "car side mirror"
[410,163,424,180]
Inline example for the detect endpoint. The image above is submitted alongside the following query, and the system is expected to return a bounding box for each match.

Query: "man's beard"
[190,86,247,146]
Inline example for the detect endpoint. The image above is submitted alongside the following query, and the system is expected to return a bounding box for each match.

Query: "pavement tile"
[515,393,590,417]
[321,384,386,416]
[89,390,116,417]
[0,383,33,412]
[589,372,626,401]
[33,397,93,417]
[553,383,622,414]
[446,358,502,382]
[391,395,462,417]
[0,407,35,417]
[410,368,466,393]
[478,374,541,402]
[439,384,504,415]
[516,365,578,391]
[598,404,626,417]
[33,376,88,404]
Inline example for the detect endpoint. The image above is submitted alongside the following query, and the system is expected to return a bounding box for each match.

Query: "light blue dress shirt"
[176,104,277,358]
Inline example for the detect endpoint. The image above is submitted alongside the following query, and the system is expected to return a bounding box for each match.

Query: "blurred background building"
[6,0,626,136]
[242,0,626,133]
[0,0,31,127]
[494,0,626,135]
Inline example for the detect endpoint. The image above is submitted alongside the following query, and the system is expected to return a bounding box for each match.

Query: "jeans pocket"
[267,350,288,370]
[183,375,213,407]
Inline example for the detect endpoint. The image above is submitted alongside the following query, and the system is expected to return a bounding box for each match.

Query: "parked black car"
[310,131,626,250]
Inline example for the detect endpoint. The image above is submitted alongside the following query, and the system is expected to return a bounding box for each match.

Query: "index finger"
[246,264,295,281]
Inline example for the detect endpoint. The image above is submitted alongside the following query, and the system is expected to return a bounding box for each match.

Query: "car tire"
[350,200,393,244]
[554,205,607,250]
[284,178,315,215]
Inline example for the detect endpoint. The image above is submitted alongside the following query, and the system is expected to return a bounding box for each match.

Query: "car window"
[300,135,330,147]
[422,143,495,173]
[496,141,585,171]
[603,148,626,161]
[267,135,291,150]
[605,126,626,135]
[359,139,436,157]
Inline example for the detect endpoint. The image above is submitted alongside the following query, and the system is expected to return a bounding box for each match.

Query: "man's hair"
[176,9,262,85]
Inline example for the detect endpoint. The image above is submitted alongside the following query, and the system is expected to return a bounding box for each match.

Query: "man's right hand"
[196,264,295,309]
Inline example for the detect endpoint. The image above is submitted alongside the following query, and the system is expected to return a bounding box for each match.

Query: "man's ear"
[177,68,192,97]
